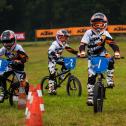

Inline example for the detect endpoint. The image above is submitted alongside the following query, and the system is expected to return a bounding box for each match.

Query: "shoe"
[86,95,94,106]
[0,87,4,103]
[106,77,115,88]
[48,89,57,95]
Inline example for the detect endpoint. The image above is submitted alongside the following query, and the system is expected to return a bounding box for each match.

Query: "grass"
[0,36,126,126]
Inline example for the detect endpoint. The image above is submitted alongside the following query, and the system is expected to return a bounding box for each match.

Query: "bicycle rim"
[41,76,49,95]
[67,75,82,96]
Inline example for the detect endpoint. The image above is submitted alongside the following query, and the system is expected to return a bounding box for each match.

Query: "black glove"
[9,60,22,68]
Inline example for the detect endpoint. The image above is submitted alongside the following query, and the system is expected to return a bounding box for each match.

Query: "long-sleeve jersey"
[0,44,28,71]
[81,29,120,56]
[48,41,69,61]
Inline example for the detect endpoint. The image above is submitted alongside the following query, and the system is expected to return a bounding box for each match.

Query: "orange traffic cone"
[28,88,43,126]
[36,84,44,112]
[25,84,34,126]
[18,81,27,109]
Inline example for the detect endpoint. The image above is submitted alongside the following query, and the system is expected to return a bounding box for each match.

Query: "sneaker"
[48,89,56,95]
[87,95,94,106]
[0,87,4,103]
[106,76,114,88]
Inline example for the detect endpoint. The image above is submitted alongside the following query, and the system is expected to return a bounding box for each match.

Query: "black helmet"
[1,30,16,50]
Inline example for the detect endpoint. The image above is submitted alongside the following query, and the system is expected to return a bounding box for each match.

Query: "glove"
[78,51,86,58]
[11,60,22,66]
[56,54,60,58]
[114,51,120,59]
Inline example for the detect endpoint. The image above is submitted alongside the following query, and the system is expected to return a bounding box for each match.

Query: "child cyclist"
[48,29,78,95]
[0,30,28,101]
[78,12,120,105]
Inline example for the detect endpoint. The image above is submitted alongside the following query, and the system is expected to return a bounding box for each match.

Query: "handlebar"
[77,55,125,60]
[113,56,125,60]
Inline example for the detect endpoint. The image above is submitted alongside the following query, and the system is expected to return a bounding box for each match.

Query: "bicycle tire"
[41,76,49,95]
[93,82,104,113]
[66,75,82,96]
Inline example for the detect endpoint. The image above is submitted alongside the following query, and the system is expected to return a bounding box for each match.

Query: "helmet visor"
[2,38,15,49]
[2,39,14,43]
[92,22,106,30]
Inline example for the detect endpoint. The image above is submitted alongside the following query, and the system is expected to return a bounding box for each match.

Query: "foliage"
[0,0,126,40]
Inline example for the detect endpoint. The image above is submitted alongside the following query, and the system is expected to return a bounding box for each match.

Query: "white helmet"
[56,29,70,45]
[90,12,108,33]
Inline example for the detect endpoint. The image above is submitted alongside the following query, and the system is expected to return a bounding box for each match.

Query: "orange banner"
[36,25,126,38]
[107,25,126,33]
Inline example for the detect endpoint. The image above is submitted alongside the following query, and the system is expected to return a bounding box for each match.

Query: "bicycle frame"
[55,69,71,88]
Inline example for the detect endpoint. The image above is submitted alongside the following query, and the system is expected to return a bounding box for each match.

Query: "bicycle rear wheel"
[41,76,49,95]
[67,75,82,96]
[93,82,104,113]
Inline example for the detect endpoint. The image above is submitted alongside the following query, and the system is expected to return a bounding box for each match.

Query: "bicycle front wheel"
[67,75,82,96]
[41,76,49,95]
[93,82,104,113]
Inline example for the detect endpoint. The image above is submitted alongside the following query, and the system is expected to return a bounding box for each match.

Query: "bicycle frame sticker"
[90,57,109,73]
[64,57,76,70]
[0,59,9,74]
[15,72,25,81]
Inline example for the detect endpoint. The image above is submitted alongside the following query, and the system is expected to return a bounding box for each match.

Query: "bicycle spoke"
[67,75,82,96]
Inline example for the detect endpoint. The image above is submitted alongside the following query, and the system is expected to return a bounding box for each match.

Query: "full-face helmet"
[90,12,108,33]
[56,29,70,45]
[1,30,16,50]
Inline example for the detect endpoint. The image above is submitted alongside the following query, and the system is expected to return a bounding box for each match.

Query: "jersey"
[48,40,69,61]
[81,29,113,56]
[0,44,28,71]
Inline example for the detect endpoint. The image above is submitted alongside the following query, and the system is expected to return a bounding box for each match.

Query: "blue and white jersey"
[81,29,113,56]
